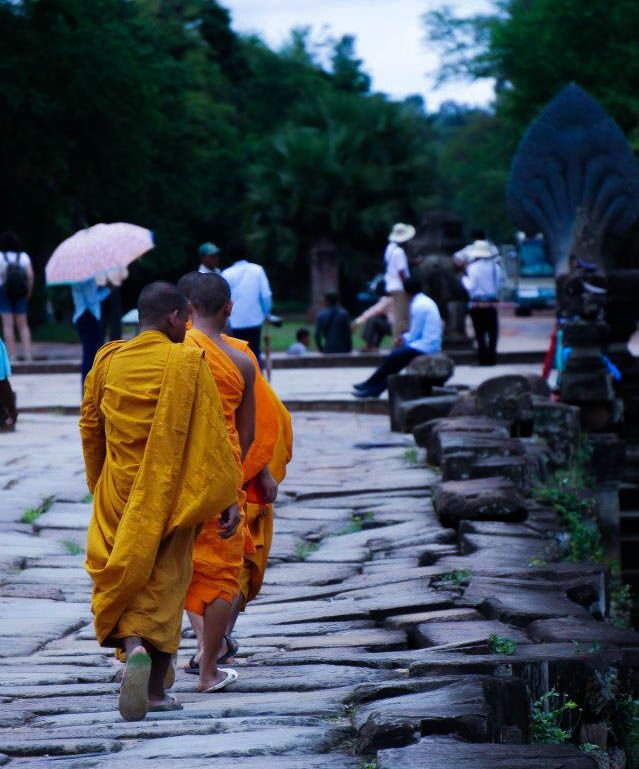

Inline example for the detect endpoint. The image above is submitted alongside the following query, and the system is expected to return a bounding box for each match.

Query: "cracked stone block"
[377,736,597,768]
[398,396,460,433]
[433,477,527,529]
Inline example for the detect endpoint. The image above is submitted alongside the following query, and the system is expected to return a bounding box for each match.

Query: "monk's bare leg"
[144,644,172,708]
[186,610,204,665]
[199,598,233,690]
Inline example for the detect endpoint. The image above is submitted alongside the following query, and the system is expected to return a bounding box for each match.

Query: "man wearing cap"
[198,243,221,275]
[384,223,415,343]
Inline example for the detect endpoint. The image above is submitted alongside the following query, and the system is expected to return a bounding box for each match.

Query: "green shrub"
[488,633,518,655]
[531,689,579,744]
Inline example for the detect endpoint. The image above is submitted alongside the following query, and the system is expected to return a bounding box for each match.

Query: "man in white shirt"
[221,241,272,364]
[384,223,415,343]
[457,229,504,366]
[353,277,442,398]
[198,242,221,274]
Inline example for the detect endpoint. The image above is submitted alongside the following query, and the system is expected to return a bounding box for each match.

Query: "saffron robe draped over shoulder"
[183,328,249,613]
[80,331,239,653]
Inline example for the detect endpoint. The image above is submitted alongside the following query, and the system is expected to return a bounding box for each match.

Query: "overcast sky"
[221,0,496,111]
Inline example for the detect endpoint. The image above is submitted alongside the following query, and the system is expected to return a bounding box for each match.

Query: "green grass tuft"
[21,496,54,524]
[488,633,518,655]
[62,540,84,556]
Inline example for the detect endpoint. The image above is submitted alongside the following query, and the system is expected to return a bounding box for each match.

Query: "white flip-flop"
[197,668,238,693]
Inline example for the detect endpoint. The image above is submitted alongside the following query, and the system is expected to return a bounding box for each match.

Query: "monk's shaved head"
[177,272,231,317]
[138,281,188,327]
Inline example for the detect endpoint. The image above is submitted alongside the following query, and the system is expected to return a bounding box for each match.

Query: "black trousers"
[362,315,392,349]
[230,325,263,367]
[470,305,498,365]
[75,310,102,385]
[361,345,422,395]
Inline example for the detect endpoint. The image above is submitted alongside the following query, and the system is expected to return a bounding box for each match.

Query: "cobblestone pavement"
[0,410,426,767]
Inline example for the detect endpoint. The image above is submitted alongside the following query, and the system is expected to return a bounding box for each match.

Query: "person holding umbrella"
[46,223,155,385]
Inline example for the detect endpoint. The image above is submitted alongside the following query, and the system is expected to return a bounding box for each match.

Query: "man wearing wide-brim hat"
[384,223,415,343]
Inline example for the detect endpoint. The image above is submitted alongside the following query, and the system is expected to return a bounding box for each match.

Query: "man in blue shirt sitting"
[353,277,442,398]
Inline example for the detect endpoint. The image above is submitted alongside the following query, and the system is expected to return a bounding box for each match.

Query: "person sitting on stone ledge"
[353,277,442,398]
[0,337,17,431]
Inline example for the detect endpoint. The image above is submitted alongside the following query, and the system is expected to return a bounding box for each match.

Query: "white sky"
[221,0,496,111]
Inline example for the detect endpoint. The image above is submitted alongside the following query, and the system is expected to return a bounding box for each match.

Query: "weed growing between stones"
[488,633,518,655]
[82,493,93,504]
[333,518,364,536]
[360,759,378,769]
[610,565,633,628]
[295,541,320,560]
[20,496,54,524]
[431,568,471,591]
[403,447,419,465]
[62,540,84,555]
[531,689,579,744]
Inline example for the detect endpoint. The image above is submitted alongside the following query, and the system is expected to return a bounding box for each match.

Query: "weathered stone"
[433,477,527,529]
[405,353,455,384]
[587,433,626,483]
[388,374,432,432]
[428,431,527,468]
[414,619,528,649]
[413,416,510,452]
[377,736,597,768]
[476,375,535,428]
[354,675,528,751]
[448,394,481,416]
[399,396,461,433]
[525,374,552,398]
[531,397,581,467]
[527,617,639,645]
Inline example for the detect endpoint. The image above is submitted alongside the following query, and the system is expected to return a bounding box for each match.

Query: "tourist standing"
[221,241,272,363]
[384,223,415,342]
[0,231,33,362]
[353,277,441,397]
[72,278,110,385]
[315,291,352,354]
[198,242,221,274]
[458,230,504,366]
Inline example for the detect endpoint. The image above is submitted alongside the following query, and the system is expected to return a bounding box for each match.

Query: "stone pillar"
[309,238,338,319]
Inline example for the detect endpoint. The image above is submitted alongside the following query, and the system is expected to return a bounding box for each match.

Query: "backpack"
[3,253,29,302]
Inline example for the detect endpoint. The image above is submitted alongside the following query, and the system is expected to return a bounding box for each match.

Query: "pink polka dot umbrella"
[45,222,154,285]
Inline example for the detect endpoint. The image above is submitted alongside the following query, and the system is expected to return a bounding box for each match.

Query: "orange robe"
[80,331,239,654]
[183,328,250,614]
[223,338,293,604]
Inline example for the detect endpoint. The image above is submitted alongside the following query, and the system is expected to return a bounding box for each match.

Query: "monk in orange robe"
[177,272,257,693]
[239,385,293,606]
[80,282,240,721]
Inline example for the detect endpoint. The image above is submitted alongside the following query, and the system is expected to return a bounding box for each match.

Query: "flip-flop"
[184,654,199,675]
[218,634,239,664]
[197,668,238,693]
[148,695,183,713]
[184,636,240,675]
[119,648,151,721]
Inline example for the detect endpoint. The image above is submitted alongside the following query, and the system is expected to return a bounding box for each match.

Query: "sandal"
[148,695,183,712]
[184,636,240,675]
[197,668,238,693]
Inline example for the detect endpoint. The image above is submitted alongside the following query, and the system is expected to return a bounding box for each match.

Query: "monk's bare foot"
[148,694,182,712]
[119,646,151,721]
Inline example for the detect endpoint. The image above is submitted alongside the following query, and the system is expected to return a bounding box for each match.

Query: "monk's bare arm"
[79,372,106,494]
[236,360,256,461]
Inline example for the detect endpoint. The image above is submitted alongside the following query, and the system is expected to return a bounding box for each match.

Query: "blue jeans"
[360,345,422,395]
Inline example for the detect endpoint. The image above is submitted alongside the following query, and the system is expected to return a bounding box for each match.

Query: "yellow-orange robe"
[183,328,249,614]
[80,330,239,654]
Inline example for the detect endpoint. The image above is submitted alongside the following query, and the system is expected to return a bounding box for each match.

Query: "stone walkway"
[1,406,636,768]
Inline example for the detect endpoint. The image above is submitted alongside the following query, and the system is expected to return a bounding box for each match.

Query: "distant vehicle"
[513,236,555,316]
